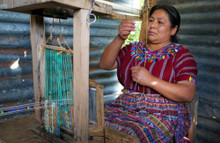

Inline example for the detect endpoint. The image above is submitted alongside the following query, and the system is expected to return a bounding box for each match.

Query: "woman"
[99,5,197,143]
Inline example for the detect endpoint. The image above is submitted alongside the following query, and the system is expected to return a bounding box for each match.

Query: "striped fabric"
[116,42,197,94]
[104,42,197,142]
[105,90,191,143]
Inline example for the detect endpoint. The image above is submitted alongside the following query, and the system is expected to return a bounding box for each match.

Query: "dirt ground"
[0,114,50,143]
[0,113,139,143]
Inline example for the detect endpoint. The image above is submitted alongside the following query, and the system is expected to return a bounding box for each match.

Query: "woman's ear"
[171,25,178,36]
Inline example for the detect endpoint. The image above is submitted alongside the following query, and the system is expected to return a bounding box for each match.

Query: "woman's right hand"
[99,20,135,70]
[118,20,135,40]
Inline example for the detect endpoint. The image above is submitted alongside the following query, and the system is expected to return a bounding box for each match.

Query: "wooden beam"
[0,0,112,15]
[30,15,45,122]
[105,12,140,21]
[139,11,149,43]
[89,79,103,89]
[96,0,141,15]
[73,9,90,143]
[139,0,157,43]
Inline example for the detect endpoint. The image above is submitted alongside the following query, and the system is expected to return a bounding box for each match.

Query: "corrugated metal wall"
[158,0,220,142]
[0,10,33,108]
[0,9,122,119]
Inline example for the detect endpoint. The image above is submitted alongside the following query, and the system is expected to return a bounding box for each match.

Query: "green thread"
[44,48,74,137]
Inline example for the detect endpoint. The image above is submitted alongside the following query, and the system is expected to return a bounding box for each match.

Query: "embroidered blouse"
[116,42,197,94]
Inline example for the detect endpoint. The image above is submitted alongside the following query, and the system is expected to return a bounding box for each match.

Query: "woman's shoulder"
[172,43,192,56]
[118,42,136,58]
[120,42,133,53]
[172,43,196,63]
[172,43,187,51]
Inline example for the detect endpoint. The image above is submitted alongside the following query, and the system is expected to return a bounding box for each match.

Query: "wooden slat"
[89,79,104,129]
[73,9,90,143]
[95,84,104,129]
[139,0,157,43]
[32,126,65,143]
[106,12,140,21]
[89,79,103,89]
[30,15,45,122]
[187,94,199,143]
[139,11,149,43]
[0,0,112,15]
[96,0,141,15]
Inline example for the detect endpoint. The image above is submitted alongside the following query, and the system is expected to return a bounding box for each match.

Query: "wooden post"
[139,0,157,43]
[96,85,104,129]
[187,94,199,143]
[73,9,90,143]
[30,15,45,122]
[89,79,104,129]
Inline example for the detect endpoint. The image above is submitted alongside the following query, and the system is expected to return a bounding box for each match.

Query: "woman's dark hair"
[149,5,181,42]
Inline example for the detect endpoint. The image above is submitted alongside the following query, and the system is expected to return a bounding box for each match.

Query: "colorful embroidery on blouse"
[130,42,185,63]
[189,76,196,83]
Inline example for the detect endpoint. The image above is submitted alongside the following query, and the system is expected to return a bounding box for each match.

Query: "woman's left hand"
[131,66,153,86]
[131,66,196,102]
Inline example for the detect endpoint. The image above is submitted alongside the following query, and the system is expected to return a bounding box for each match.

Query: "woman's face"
[147,9,177,44]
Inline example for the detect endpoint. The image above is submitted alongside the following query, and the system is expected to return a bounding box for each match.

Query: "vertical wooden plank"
[89,79,104,129]
[139,11,149,43]
[30,15,45,123]
[96,86,104,129]
[139,0,157,43]
[73,9,90,143]
[187,94,199,143]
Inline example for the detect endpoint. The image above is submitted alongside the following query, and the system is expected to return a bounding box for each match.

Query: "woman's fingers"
[131,66,139,72]
[118,20,135,40]
[131,66,140,78]
[120,21,135,32]
[131,66,151,86]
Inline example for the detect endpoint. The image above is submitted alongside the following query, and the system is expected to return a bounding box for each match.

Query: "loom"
[0,0,145,142]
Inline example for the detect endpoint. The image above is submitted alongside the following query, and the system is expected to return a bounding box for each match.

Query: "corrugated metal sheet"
[0,10,33,110]
[158,0,220,142]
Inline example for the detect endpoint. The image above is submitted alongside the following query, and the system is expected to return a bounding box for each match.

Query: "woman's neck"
[147,41,171,51]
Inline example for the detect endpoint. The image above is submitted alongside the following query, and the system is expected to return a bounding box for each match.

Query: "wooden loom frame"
[0,0,110,142]
[0,0,141,142]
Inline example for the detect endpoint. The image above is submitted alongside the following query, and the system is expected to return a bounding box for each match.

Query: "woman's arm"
[150,78,196,102]
[99,35,124,70]
[132,66,196,102]
[99,20,135,70]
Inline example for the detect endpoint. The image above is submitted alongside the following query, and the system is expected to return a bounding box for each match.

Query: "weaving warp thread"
[44,48,74,136]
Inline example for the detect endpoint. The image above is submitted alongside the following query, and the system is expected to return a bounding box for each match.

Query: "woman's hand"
[99,20,135,70]
[100,20,135,70]
[131,65,196,102]
[118,20,135,40]
[131,66,153,86]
